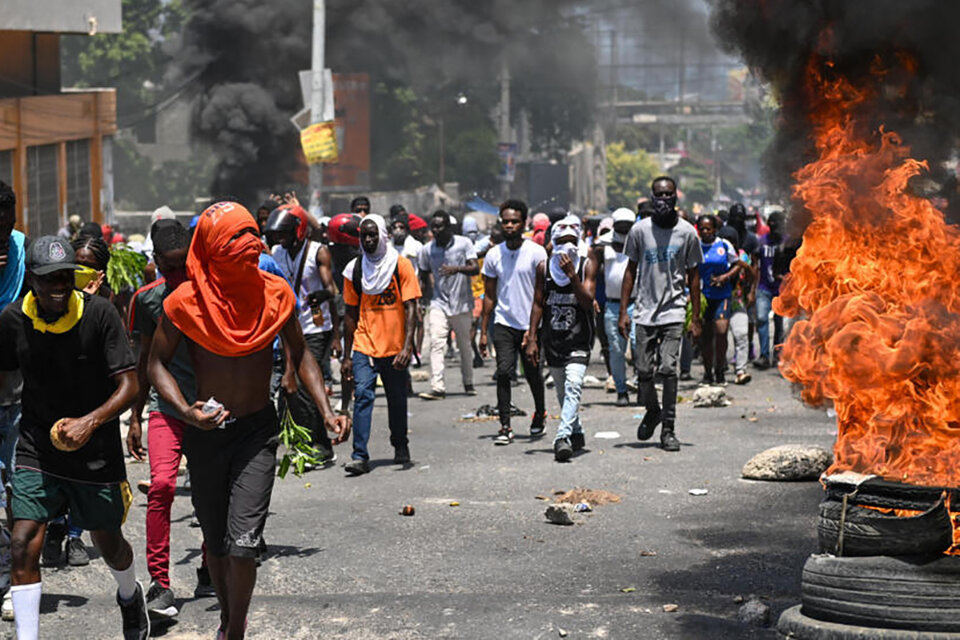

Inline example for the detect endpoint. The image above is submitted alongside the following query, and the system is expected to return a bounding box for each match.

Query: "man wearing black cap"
[350,196,371,216]
[0,237,147,639]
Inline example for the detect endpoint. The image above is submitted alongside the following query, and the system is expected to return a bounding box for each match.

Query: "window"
[0,150,11,188]
[26,144,59,236]
[65,139,91,220]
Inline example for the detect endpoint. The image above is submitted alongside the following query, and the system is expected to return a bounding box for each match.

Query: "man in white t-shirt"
[418,211,480,400]
[479,200,548,445]
[265,204,340,466]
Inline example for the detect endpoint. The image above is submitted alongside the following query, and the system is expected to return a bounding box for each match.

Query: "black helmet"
[264,204,307,241]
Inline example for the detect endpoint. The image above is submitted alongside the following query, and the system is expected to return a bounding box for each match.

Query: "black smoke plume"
[709,0,960,219]
[173,0,599,204]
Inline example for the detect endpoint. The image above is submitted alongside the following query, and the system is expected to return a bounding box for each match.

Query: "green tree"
[61,0,185,123]
[673,157,715,207]
[606,142,660,209]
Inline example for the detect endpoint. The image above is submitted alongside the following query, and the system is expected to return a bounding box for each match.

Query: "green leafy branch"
[107,245,147,293]
[277,407,320,479]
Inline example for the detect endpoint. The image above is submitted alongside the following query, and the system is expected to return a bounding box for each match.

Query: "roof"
[0,0,122,34]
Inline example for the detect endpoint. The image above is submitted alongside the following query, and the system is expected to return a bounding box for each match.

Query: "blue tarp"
[465,196,498,216]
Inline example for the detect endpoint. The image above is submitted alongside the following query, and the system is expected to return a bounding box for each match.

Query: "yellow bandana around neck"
[22,290,84,334]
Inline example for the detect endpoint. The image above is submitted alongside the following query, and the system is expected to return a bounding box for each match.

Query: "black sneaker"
[473,354,484,368]
[679,371,693,381]
[464,385,477,396]
[616,392,630,407]
[752,356,771,370]
[117,581,150,640]
[570,432,585,451]
[660,426,680,452]
[41,522,66,566]
[194,566,216,598]
[256,536,268,567]
[394,446,411,464]
[529,412,547,437]
[714,369,727,386]
[145,580,178,619]
[553,438,573,462]
[699,371,715,386]
[344,459,371,476]
[493,427,514,445]
[636,409,662,441]
[66,536,90,567]
[418,390,445,401]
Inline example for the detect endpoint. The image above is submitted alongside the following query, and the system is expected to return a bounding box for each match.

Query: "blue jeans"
[549,363,586,442]
[351,351,409,461]
[756,288,784,361]
[603,301,634,394]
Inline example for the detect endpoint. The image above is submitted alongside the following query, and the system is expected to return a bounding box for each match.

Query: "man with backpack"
[341,215,422,475]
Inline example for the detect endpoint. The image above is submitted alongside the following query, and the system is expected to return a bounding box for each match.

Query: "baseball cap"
[612,207,636,224]
[26,236,79,275]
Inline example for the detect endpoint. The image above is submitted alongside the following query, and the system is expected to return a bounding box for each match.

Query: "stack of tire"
[799,478,960,633]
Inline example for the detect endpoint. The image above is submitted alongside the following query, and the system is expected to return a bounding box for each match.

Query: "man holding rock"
[0,236,148,639]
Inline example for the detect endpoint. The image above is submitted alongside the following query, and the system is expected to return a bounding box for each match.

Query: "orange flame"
[774,55,960,548]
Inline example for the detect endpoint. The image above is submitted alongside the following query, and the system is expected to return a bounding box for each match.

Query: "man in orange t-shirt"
[341,215,421,475]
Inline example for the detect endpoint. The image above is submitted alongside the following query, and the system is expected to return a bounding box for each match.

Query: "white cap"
[612,207,636,224]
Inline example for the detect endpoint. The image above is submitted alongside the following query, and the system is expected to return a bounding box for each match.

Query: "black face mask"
[651,194,678,228]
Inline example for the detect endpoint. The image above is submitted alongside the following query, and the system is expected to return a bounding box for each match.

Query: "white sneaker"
[2,590,13,621]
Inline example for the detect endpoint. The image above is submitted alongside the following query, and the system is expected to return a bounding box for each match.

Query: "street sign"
[300,122,339,164]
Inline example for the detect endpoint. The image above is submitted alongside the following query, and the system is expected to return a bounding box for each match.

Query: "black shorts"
[183,404,279,558]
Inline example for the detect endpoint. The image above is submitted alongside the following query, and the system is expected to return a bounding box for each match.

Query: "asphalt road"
[11,353,835,640]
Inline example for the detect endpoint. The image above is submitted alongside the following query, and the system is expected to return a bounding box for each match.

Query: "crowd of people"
[0,176,795,639]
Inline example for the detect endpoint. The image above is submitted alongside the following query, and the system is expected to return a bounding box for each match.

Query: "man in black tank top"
[525,216,598,462]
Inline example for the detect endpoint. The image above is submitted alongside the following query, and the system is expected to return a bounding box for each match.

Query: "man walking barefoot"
[149,202,348,639]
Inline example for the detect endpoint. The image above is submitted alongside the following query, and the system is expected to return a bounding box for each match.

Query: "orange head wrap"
[163,201,295,357]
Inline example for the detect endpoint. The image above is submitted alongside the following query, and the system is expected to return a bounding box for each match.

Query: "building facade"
[0,0,121,234]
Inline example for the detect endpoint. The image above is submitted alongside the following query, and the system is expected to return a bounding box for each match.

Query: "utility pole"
[498,56,511,200]
[610,29,619,136]
[308,0,325,215]
[498,57,511,143]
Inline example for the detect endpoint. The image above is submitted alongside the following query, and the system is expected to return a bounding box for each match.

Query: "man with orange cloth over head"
[147,201,349,640]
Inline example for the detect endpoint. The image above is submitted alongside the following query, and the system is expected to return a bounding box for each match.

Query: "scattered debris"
[640,550,657,557]
[400,505,415,516]
[582,375,604,388]
[554,489,622,506]
[460,403,527,422]
[574,502,592,513]
[449,501,460,507]
[632,414,645,420]
[742,411,759,422]
[693,386,731,407]
[657,489,673,495]
[733,595,744,604]
[410,370,430,382]
[545,504,576,525]
[304,482,311,489]
[741,444,833,481]
[688,488,708,496]
[535,495,551,501]
[419,465,430,471]
[620,587,636,593]
[663,604,679,613]
[594,431,621,439]
[558,629,568,638]
[737,599,771,627]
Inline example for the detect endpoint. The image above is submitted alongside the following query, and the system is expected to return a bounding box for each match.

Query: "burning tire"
[800,554,960,632]
[817,497,953,557]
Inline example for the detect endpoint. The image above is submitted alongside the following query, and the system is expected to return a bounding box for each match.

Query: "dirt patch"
[553,489,622,506]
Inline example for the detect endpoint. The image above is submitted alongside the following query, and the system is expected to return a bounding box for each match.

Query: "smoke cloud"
[173,0,601,204]
[708,0,960,212]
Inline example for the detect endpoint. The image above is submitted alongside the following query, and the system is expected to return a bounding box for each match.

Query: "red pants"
[146,411,186,589]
